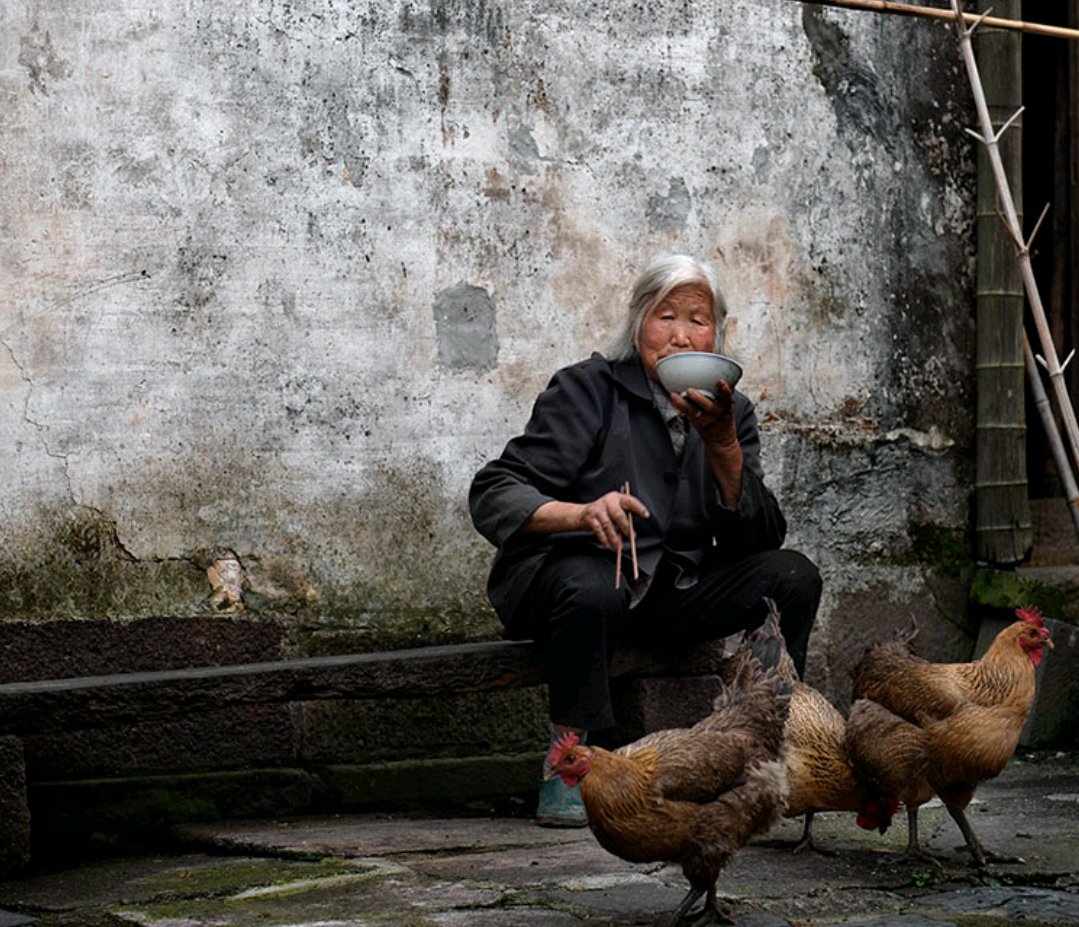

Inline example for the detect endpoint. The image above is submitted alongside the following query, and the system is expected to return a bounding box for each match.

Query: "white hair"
[606,254,728,360]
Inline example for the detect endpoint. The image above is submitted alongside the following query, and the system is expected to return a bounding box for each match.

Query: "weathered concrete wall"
[2,4,975,686]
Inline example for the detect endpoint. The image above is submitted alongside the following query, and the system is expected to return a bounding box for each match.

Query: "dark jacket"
[469,353,787,628]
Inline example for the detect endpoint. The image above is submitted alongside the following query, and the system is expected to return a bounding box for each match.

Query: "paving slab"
[0,754,1075,927]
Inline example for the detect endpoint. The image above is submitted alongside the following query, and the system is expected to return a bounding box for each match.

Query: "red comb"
[554,731,580,754]
[546,731,581,765]
[1016,606,1045,627]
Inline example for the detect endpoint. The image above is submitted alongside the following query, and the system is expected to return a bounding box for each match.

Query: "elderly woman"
[469,254,821,826]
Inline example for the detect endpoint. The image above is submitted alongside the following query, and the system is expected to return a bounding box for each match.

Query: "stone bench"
[0,636,730,875]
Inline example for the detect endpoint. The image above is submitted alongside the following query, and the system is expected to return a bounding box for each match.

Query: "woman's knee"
[769,550,822,604]
[534,552,629,633]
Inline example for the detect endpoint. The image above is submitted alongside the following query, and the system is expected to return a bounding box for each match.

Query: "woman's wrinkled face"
[636,284,716,382]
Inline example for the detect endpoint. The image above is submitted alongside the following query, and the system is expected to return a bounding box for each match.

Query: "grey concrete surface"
[2,1,980,713]
[1,753,1076,926]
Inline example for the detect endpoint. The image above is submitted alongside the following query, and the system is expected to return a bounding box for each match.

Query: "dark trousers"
[519,547,822,731]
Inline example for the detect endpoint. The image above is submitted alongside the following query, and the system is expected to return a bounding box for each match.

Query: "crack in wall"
[1,334,77,503]
[2,337,247,609]
[47,270,150,311]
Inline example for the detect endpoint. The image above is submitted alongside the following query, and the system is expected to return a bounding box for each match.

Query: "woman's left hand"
[670,380,743,506]
[670,380,737,450]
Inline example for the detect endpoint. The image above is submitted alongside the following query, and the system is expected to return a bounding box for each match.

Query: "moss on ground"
[110,857,400,925]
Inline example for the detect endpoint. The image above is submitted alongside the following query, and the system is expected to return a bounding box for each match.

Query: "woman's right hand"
[577,490,650,550]
[520,491,650,547]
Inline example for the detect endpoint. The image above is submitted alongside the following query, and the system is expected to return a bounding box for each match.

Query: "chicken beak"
[542,768,559,782]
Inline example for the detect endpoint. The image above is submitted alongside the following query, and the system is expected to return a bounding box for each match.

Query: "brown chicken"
[545,641,791,926]
[748,602,898,853]
[847,607,1053,867]
[783,678,900,852]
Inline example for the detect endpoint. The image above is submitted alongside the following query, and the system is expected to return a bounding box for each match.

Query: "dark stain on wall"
[175,237,229,311]
[801,8,895,157]
[421,0,507,44]
[18,26,71,95]
[647,177,691,232]
[432,282,499,373]
[801,5,976,440]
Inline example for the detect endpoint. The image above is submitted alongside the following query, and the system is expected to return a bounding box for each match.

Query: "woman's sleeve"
[710,395,787,551]
[469,363,608,549]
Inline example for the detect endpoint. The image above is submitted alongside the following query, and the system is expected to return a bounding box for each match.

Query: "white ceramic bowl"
[655,351,743,399]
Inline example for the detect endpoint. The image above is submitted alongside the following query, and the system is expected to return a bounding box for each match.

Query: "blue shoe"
[536,777,588,828]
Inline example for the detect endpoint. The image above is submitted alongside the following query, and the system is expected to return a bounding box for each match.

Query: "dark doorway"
[1024,4,1079,499]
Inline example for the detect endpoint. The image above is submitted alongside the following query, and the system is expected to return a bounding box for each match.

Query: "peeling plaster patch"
[208,556,245,612]
[342,153,370,189]
[508,124,540,162]
[646,177,691,232]
[751,144,772,182]
[433,283,498,373]
[18,27,71,95]
[884,426,954,451]
[257,277,299,322]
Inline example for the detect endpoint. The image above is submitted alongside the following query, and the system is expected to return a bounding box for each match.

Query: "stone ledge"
[320,753,544,808]
[0,738,30,875]
[0,637,732,874]
[0,637,732,736]
[30,768,322,861]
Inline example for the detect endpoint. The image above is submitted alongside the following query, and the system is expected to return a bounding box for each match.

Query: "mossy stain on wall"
[0,508,205,620]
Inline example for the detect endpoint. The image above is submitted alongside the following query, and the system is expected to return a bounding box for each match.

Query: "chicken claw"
[666,885,734,926]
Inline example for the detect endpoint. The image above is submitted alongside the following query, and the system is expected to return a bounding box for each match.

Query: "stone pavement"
[0,753,1077,927]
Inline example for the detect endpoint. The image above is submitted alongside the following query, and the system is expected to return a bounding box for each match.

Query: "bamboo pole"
[1024,331,1079,535]
[952,0,1079,546]
[789,0,1079,41]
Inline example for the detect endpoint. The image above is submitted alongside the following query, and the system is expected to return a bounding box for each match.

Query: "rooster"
[847,606,1053,867]
[749,602,899,854]
[545,640,791,926]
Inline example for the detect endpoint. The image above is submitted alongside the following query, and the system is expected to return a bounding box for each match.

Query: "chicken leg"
[790,810,839,856]
[901,806,943,869]
[944,803,1025,867]
[665,883,733,926]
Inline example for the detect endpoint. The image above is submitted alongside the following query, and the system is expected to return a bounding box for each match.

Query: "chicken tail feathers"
[894,618,919,648]
[702,635,792,758]
[745,598,799,684]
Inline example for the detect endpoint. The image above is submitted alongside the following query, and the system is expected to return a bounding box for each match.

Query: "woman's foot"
[535,777,588,827]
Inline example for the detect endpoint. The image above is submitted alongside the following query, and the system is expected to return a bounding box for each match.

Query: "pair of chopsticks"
[614,481,639,589]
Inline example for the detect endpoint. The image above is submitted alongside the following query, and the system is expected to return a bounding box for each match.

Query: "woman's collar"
[609,354,655,401]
